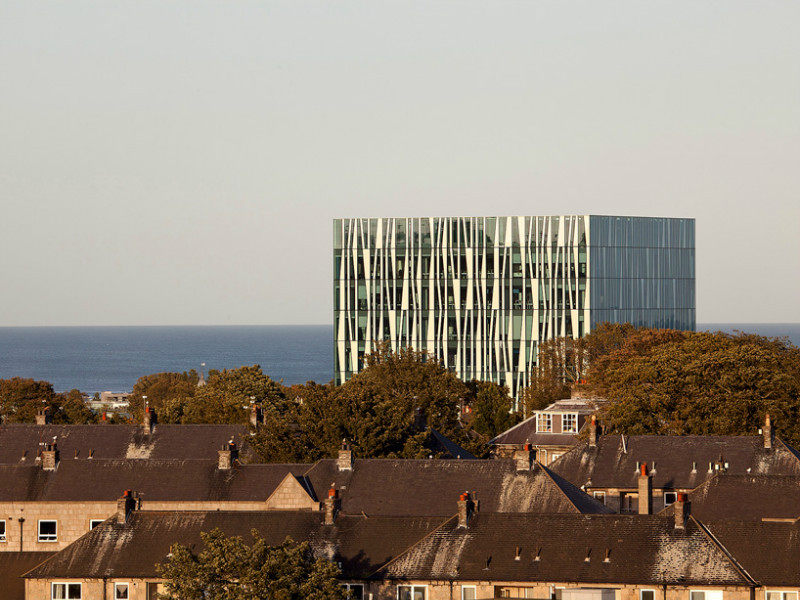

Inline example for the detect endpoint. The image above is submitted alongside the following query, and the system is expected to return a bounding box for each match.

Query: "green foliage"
[466,380,519,440]
[129,371,199,422]
[157,529,347,600]
[0,378,96,424]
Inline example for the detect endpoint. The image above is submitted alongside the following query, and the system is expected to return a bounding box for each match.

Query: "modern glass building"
[333,215,695,399]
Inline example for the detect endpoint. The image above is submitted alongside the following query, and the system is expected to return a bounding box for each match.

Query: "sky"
[1,1,798,326]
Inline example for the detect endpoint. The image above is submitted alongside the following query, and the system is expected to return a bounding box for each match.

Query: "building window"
[550,453,563,463]
[766,593,798,600]
[536,414,552,433]
[114,584,129,600]
[664,492,678,507]
[52,583,81,600]
[38,520,58,542]
[562,413,577,433]
[691,591,723,600]
[343,584,364,600]
[462,586,476,600]
[90,519,104,530]
[593,492,606,505]
[0,520,5,542]
[398,585,426,600]
[620,493,638,514]
[641,590,656,600]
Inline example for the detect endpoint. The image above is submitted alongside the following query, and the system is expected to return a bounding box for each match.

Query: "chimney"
[41,442,59,471]
[457,492,474,528]
[637,462,652,515]
[413,407,426,432]
[589,415,598,447]
[35,407,50,425]
[324,488,339,525]
[116,489,136,524]
[763,413,772,450]
[142,405,155,433]
[338,439,353,471]
[674,492,688,529]
[514,444,534,471]
[249,403,261,428]
[218,440,238,470]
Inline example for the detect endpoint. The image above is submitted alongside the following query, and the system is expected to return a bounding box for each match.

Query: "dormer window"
[537,414,552,433]
[562,413,577,433]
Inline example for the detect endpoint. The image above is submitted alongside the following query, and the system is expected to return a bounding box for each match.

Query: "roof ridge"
[488,413,537,445]
[538,462,581,513]
[691,516,758,586]
[368,514,456,577]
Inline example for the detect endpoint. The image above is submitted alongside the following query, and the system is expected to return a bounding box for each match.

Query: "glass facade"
[333,215,695,401]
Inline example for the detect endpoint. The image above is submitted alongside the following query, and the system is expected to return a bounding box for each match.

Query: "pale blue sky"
[1,1,798,326]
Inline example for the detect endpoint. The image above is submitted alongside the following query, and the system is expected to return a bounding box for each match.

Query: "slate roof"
[23,511,445,580]
[488,414,580,447]
[660,474,800,521]
[551,434,800,490]
[703,519,800,586]
[302,459,612,516]
[378,513,754,586]
[0,424,255,462]
[0,552,54,600]
[24,511,756,587]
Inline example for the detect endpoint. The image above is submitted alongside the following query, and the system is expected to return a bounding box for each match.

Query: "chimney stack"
[589,415,598,447]
[218,440,238,470]
[674,492,688,529]
[35,407,50,426]
[41,442,58,471]
[142,405,155,433]
[637,462,652,515]
[514,444,534,471]
[338,439,353,471]
[763,413,773,450]
[249,403,261,429]
[116,489,136,524]
[324,488,339,525]
[457,492,474,528]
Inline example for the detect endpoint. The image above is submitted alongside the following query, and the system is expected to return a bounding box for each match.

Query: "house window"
[691,591,723,600]
[398,585,427,600]
[550,453,563,463]
[593,492,606,505]
[0,520,5,542]
[664,492,678,507]
[536,414,552,433]
[52,583,81,600]
[343,584,364,600]
[767,593,798,600]
[620,493,638,514]
[38,520,58,542]
[562,413,577,433]
[90,519,105,530]
[462,586,477,600]
[641,590,656,600]
[114,584,129,600]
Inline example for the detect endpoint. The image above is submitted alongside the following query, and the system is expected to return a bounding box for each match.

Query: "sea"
[0,323,798,394]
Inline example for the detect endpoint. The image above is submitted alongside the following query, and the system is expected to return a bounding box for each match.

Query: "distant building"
[489,396,606,465]
[334,215,695,400]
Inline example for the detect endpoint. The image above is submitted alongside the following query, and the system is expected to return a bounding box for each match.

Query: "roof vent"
[514,546,521,561]
[603,549,611,563]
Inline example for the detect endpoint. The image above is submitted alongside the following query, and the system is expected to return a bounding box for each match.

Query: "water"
[0,323,797,394]
[0,325,333,393]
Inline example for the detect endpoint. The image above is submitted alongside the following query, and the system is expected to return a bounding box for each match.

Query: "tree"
[466,380,519,440]
[0,378,96,424]
[128,371,199,423]
[157,529,347,600]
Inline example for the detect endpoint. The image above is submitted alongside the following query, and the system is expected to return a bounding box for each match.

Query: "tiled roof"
[551,435,800,490]
[23,511,446,580]
[488,414,580,447]
[303,459,611,516]
[26,510,754,586]
[661,474,800,521]
[0,424,255,462]
[0,552,54,600]
[378,513,753,586]
[703,519,800,586]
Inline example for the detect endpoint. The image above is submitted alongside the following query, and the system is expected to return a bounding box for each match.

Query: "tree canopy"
[0,377,96,424]
[157,529,347,600]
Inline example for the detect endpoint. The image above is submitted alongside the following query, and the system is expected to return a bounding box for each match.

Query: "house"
[489,397,605,465]
[550,415,800,513]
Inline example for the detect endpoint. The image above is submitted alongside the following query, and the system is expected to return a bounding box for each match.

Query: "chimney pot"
[589,415,598,447]
[457,492,473,528]
[324,489,339,525]
[142,406,155,433]
[116,491,136,524]
[35,407,51,425]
